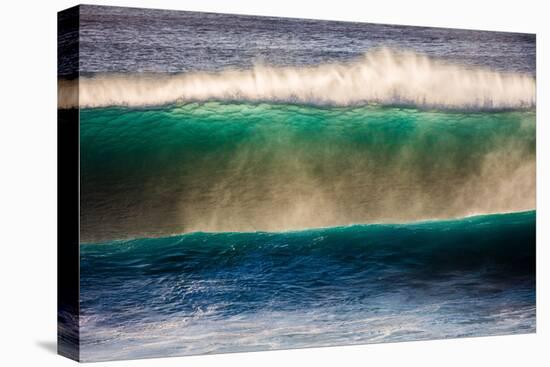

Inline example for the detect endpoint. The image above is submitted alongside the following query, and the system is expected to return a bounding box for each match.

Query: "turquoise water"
[80,210,536,361]
[80,103,535,241]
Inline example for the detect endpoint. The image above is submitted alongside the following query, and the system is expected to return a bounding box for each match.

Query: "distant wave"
[59,48,536,109]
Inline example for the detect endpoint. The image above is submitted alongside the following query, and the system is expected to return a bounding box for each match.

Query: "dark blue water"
[69,5,535,76]
[79,211,535,361]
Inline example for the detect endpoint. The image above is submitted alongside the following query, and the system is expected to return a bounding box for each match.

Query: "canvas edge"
[57,4,81,362]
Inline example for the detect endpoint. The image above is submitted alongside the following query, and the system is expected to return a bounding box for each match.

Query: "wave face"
[80,103,535,242]
[59,49,536,109]
[79,211,536,361]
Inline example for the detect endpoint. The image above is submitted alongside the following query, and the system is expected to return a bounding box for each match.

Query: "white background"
[0,0,548,365]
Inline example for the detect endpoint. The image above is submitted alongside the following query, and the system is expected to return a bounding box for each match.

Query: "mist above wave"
[59,48,535,109]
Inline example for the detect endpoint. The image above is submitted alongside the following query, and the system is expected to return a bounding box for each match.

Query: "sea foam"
[59,48,536,109]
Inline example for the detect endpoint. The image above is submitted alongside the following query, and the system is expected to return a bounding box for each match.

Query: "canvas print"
[58,5,536,362]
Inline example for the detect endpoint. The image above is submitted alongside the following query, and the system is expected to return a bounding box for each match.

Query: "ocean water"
[80,211,535,361]
[66,5,535,76]
[61,5,537,362]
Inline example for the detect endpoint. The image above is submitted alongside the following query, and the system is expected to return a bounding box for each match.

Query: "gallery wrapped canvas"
[58,4,536,362]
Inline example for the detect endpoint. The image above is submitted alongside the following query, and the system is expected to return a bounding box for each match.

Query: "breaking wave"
[79,103,535,242]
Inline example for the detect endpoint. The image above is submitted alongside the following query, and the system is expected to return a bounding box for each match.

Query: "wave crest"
[59,49,535,109]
